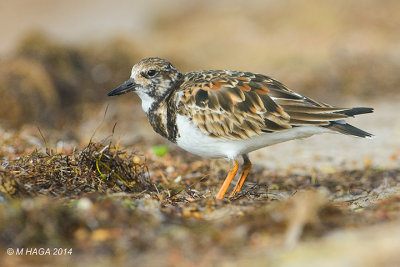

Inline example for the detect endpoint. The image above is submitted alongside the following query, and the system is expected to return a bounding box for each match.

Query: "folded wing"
[176,71,373,140]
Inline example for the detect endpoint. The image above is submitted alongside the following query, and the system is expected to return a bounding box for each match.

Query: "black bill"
[107,78,137,96]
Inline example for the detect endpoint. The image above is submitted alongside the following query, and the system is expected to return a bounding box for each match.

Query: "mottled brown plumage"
[108,57,374,199]
[175,70,365,140]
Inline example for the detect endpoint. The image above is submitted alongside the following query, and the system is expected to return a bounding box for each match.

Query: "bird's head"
[108,57,182,111]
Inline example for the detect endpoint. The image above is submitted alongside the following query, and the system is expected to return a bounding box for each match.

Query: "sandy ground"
[252,99,400,172]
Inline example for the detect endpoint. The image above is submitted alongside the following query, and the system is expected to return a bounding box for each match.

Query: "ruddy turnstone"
[108,57,373,199]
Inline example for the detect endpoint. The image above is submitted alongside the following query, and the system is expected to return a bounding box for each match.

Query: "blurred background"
[0,0,399,167]
[1,1,400,266]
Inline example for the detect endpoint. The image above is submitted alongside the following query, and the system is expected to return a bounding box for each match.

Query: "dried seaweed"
[0,138,399,266]
[0,142,153,198]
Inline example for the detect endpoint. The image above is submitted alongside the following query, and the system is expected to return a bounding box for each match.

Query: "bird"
[107,57,373,199]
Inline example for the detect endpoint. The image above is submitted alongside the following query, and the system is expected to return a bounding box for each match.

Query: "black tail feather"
[327,122,373,138]
[336,107,374,117]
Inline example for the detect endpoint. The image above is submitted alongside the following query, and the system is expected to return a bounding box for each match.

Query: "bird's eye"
[147,69,157,77]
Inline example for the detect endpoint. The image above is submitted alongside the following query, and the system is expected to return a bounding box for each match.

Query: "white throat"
[136,91,156,113]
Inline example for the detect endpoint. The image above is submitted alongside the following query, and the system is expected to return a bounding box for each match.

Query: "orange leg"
[229,155,252,198]
[215,160,239,199]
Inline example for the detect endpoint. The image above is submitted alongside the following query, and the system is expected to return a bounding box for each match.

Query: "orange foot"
[229,155,252,198]
[215,160,239,199]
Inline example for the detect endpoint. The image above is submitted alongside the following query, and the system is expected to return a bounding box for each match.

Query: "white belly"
[175,115,331,159]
